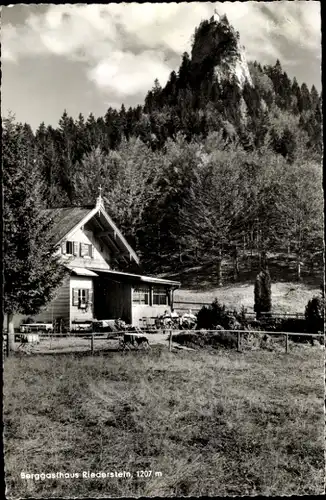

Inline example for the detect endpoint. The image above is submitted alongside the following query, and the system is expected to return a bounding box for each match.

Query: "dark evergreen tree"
[300,83,312,111]
[3,116,67,349]
[57,110,78,203]
[310,84,320,110]
[305,295,324,333]
[177,52,191,89]
[254,268,272,319]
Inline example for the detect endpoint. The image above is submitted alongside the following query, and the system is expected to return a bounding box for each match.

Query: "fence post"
[169,330,173,352]
[91,332,94,354]
[237,331,241,352]
[285,333,288,353]
[6,333,9,357]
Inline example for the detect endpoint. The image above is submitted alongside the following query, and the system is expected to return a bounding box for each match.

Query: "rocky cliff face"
[190,14,253,89]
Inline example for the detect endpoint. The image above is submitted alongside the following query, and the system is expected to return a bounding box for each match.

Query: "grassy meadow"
[175,281,320,314]
[4,346,325,498]
[170,253,322,314]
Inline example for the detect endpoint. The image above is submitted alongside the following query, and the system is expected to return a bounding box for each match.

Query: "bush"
[249,316,319,344]
[173,330,238,350]
[258,317,307,334]
[305,295,324,333]
[197,299,243,330]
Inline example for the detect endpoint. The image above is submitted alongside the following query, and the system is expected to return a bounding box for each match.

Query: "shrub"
[237,306,250,329]
[197,299,243,330]
[305,295,324,333]
[173,330,238,350]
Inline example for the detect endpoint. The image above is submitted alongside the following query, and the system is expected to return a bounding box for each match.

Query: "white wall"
[60,226,111,270]
[70,276,94,324]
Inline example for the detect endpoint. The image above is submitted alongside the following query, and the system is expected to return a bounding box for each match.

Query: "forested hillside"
[3,14,323,279]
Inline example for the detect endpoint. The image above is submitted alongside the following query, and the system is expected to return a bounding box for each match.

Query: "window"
[66,241,73,254]
[72,288,93,309]
[80,243,93,258]
[62,241,81,256]
[133,287,150,305]
[153,287,168,306]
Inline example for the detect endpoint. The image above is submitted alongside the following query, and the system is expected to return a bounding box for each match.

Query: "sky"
[1,2,322,130]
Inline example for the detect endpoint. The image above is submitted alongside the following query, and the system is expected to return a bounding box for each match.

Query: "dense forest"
[3,15,323,280]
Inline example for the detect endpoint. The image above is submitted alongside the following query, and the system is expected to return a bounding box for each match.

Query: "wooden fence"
[4,329,323,357]
[3,333,8,357]
[80,329,324,355]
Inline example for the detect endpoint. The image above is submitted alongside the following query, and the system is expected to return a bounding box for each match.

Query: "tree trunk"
[297,260,302,281]
[216,248,223,287]
[260,250,267,270]
[216,259,222,287]
[233,246,239,281]
[7,313,15,354]
[287,242,291,262]
[158,226,162,273]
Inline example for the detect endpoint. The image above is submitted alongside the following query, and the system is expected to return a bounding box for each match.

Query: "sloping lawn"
[4,347,324,498]
[175,281,320,313]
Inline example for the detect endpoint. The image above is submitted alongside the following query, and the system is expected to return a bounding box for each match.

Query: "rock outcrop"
[190,14,253,89]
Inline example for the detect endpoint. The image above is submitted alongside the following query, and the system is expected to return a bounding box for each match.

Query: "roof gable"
[42,201,139,264]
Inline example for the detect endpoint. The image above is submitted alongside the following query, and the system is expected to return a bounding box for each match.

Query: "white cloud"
[1,2,321,98]
[1,5,119,61]
[215,1,321,61]
[88,50,171,96]
[106,2,212,54]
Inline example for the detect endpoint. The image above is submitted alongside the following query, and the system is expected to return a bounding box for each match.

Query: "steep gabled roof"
[40,207,92,243]
[41,199,139,264]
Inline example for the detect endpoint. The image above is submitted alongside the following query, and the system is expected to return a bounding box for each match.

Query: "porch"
[90,268,180,328]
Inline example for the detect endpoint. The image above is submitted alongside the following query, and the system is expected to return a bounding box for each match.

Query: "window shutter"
[72,288,78,306]
[61,241,67,254]
[89,244,93,258]
[73,242,79,256]
[80,243,90,257]
[88,289,93,305]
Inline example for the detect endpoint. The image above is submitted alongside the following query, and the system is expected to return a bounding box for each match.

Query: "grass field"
[174,281,320,313]
[4,347,324,498]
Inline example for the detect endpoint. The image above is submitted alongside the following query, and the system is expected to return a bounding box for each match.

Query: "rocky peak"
[190,14,253,89]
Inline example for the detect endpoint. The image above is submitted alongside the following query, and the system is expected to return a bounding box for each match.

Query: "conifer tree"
[3,116,67,350]
[254,259,272,319]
